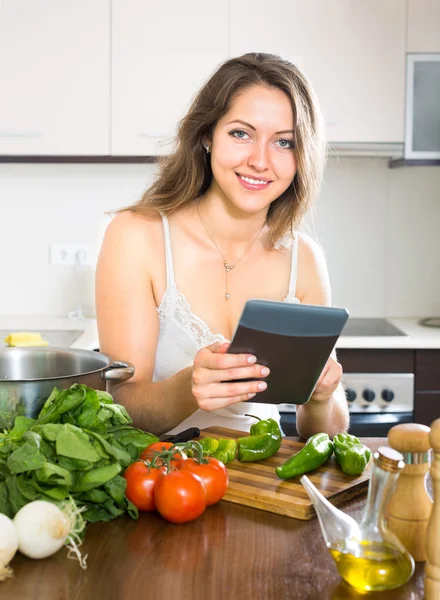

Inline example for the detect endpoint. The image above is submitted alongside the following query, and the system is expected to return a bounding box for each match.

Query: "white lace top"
[154,214,300,435]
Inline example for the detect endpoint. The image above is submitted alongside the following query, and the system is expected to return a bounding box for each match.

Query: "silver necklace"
[197,205,265,300]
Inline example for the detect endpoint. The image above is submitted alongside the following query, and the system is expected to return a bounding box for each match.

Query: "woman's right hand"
[191,341,270,411]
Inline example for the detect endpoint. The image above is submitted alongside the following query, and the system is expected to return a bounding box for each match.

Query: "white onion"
[14,500,70,559]
[0,513,18,581]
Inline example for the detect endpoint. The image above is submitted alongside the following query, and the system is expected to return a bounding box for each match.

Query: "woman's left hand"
[310,356,343,403]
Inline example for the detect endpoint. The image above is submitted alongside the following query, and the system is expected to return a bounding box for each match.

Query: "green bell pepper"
[199,437,219,456]
[212,438,237,463]
[237,415,282,462]
[275,432,333,479]
[333,433,371,475]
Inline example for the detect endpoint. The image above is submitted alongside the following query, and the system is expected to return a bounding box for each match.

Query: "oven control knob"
[345,388,356,402]
[362,389,376,402]
[381,389,395,403]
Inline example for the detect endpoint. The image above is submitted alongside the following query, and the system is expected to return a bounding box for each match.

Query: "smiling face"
[207,84,297,216]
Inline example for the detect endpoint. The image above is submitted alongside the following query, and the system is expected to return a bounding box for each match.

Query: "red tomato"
[140,441,185,468]
[141,441,174,460]
[177,457,229,506]
[154,470,207,523]
[123,461,165,511]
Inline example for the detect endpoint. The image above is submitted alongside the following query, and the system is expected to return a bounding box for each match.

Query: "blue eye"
[229,129,249,140]
[276,139,294,149]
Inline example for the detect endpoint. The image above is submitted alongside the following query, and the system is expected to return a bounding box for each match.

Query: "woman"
[96,53,349,438]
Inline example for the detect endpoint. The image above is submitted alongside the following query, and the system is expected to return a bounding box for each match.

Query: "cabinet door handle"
[0,132,44,139]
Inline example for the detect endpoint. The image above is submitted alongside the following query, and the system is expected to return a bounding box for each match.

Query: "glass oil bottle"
[301,447,415,593]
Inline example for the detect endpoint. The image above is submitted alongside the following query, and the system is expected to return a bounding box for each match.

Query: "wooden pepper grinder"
[425,418,440,599]
[386,423,432,561]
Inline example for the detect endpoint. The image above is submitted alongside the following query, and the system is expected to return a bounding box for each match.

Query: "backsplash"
[1,158,439,318]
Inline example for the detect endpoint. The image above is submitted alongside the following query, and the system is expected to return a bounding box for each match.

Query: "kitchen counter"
[0,439,428,600]
[337,317,440,349]
[0,315,99,351]
[0,316,440,350]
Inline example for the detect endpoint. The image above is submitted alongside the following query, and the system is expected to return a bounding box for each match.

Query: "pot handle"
[101,361,135,382]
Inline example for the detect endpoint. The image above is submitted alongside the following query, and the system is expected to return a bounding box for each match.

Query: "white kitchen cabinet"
[407,0,440,52]
[111,0,229,155]
[0,0,110,156]
[230,0,406,144]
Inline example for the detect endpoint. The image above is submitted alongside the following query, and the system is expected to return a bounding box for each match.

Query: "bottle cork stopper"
[375,446,405,472]
[388,423,431,453]
[429,418,440,452]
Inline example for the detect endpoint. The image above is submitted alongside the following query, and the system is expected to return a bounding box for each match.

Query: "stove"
[341,318,408,337]
[279,318,414,438]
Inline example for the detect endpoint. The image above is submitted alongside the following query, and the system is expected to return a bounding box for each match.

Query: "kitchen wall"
[1,158,439,318]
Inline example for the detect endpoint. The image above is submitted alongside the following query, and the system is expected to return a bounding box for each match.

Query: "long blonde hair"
[125,53,326,246]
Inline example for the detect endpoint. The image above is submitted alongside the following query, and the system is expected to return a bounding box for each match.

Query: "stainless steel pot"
[0,347,135,429]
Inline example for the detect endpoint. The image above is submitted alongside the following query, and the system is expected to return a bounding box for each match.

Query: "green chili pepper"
[333,433,372,475]
[199,437,219,456]
[275,432,333,479]
[212,438,237,463]
[237,415,282,462]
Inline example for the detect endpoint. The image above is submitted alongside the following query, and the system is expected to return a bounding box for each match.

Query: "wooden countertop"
[0,438,428,600]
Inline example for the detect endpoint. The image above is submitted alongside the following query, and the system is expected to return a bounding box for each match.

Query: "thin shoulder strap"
[287,232,299,298]
[161,213,175,289]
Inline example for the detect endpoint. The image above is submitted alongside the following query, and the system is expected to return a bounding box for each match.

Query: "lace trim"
[273,226,296,250]
[273,235,293,250]
[157,284,300,349]
[157,284,227,348]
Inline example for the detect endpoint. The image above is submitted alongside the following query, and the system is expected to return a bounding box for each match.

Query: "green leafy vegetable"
[7,442,47,474]
[0,384,158,526]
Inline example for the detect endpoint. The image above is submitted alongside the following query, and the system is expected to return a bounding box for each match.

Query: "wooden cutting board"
[197,426,372,520]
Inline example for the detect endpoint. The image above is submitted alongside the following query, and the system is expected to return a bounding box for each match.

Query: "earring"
[204,145,210,154]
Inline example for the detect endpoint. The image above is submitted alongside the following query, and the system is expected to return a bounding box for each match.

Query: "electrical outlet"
[49,244,98,266]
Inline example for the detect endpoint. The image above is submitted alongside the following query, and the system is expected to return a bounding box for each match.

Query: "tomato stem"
[170,441,209,464]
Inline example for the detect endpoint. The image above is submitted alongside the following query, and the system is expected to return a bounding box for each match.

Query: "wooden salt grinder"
[425,418,440,600]
[387,423,432,561]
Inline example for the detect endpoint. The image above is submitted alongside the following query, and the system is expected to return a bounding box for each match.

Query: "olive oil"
[301,448,415,594]
[328,540,414,592]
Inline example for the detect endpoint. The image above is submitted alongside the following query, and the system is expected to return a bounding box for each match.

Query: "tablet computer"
[227,300,349,405]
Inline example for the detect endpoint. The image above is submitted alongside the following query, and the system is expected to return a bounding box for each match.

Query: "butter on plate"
[4,332,49,347]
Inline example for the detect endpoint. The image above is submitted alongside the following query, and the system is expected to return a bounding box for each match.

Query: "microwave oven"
[404,53,440,160]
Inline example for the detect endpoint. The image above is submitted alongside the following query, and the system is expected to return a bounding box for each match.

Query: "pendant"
[224,262,234,272]
[225,293,230,300]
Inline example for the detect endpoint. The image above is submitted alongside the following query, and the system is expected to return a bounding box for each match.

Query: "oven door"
[346,412,413,437]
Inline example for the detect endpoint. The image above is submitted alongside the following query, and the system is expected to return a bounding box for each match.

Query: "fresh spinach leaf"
[56,424,101,463]
[0,480,12,517]
[72,463,122,493]
[80,502,115,522]
[104,475,127,506]
[96,390,114,404]
[109,426,158,456]
[36,386,86,425]
[7,416,36,441]
[35,462,72,487]
[38,386,60,416]
[126,499,139,520]
[80,489,110,503]
[16,474,40,502]
[57,456,95,472]
[41,423,65,442]
[7,442,47,474]
[76,388,101,430]
[87,431,131,466]
[6,476,31,514]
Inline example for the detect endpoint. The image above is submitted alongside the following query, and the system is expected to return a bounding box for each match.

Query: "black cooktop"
[341,318,407,337]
